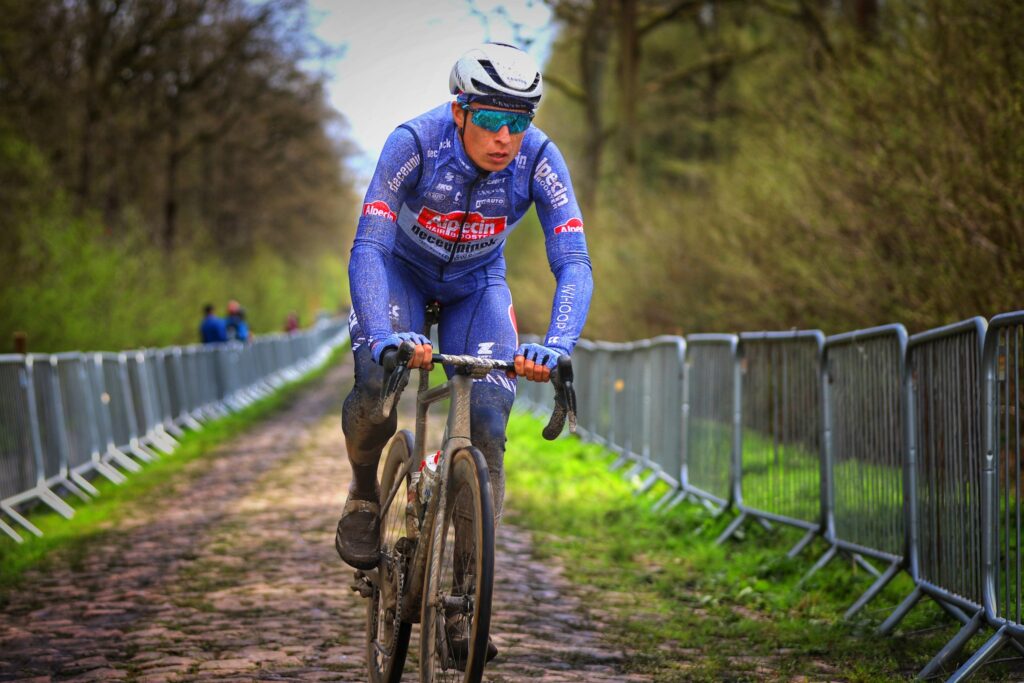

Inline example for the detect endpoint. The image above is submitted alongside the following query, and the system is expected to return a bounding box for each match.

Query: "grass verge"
[0,342,348,589]
[502,411,1023,682]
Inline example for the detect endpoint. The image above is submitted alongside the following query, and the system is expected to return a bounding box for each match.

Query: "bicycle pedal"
[351,570,374,598]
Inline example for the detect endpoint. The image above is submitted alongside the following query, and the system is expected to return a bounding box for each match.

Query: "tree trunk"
[617,0,640,189]
[164,110,181,251]
[577,0,612,216]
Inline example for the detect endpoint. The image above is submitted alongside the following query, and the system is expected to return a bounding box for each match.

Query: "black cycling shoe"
[334,496,380,570]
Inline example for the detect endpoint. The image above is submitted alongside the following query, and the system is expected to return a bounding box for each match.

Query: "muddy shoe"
[334,496,380,570]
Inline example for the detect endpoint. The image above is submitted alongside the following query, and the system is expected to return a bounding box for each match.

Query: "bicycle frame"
[381,366,478,622]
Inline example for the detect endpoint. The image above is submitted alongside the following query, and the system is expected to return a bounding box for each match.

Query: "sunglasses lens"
[469,109,531,134]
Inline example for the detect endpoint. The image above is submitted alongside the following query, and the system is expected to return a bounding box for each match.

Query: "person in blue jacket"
[337,43,594,658]
[199,304,228,344]
[225,300,250,343]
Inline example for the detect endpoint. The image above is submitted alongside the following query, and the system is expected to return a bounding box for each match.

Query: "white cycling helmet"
[449,42,543,112]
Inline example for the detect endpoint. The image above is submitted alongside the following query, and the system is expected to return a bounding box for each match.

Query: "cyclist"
[336,43,593,656]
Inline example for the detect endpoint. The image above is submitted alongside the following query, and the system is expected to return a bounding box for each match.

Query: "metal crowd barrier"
[0,318,349,543]
[681,334,738,511]
[947,312,1024,680]
[511,310,1024,681]
[717,331,825,553]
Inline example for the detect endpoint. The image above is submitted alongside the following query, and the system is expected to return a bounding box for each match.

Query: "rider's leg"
[336,265,425,568]
[437,282,518,528]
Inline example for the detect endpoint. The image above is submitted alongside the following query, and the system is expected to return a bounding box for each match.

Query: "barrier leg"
[93,459,128,483]
[936,599,970,627]
[0,517,22,543]
[662,489,690,512]
[852,553,882,578]
[715,511,750,545]
[946,627,1014,682]
[106,447,142,473]
[786,528,817,559]
[917,610,986,680]
[60,476,93,503]
[608,453,630,471]
[623,461,645,480]
[70,471,100,496]
[38,487,75,519]
[652,486,680,512]
[635,472,660,495]
[129,443,158,463]
[877,586,923,635]
[0,502,42,538]
[799,545,837,586]
[845,559,901,620]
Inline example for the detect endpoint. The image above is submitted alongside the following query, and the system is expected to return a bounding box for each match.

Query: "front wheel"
[367,430,415,683]
[420,447,495,683]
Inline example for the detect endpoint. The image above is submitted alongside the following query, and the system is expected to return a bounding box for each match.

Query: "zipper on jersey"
[444,173,484,269]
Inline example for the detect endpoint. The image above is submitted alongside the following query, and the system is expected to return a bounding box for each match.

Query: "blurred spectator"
[199,303,228,344]
[285,311,300,333]
[226,299,250,342]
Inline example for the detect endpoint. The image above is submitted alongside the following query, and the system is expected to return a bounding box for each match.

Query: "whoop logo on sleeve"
[553,217,584,234]
[363,200,397,222]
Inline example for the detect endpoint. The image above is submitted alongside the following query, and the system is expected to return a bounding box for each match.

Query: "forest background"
[1,0,1021,352]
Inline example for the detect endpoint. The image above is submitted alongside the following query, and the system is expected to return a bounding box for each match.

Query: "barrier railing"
[717,331,825,553]
[805,324,909,619]
[0,318,349,543]
[514,310,1024,681]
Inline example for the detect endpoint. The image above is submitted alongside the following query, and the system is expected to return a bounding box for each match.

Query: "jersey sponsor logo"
[363,200,397,222]
[553,283,577,332]
[553,217,584,234]
[477,342,495,356]
[534,156,570,209]
[409,225,500,257]
[387,153,420,193]
[416,206,508,242]
[475,197,505,208]
[435,183,453,191]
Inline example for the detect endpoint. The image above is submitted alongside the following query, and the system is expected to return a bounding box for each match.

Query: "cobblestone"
[0,361,649,681]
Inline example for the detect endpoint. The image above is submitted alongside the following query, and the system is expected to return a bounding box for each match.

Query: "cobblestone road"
[0,362,649,682]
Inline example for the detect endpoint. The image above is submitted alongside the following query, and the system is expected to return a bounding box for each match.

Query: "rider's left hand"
[514,343,566,383]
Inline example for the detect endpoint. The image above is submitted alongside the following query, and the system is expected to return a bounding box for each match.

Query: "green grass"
[502,411,1024,682]
[0,341,348,589]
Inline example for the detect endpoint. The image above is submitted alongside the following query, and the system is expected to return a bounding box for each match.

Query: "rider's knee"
[470,399,511,464]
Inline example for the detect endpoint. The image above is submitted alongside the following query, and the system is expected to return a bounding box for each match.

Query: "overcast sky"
[308,0,556,179]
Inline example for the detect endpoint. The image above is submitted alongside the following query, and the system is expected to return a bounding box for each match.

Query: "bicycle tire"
[419,446,495,683]
[367,429,415,683]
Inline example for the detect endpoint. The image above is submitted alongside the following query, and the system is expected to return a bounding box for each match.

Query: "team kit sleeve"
[530,140,594,355]
[348,127,422,345]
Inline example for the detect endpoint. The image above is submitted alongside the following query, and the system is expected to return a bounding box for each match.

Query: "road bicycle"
[351,334,576,683]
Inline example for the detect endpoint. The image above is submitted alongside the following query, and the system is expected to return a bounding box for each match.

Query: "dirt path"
[0,361,649,682]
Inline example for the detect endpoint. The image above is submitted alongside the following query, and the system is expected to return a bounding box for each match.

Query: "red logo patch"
[363,200,396,222]
[553,217,584,234]
[416,207,508,242]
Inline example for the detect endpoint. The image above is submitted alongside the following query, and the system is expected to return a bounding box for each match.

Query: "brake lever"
[379,341,415,421]
[542,355,578,440]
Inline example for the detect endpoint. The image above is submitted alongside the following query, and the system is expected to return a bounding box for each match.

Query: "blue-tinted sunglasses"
[461,105,534,134]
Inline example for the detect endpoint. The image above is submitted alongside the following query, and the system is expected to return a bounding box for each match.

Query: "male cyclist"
[336,43,593,630]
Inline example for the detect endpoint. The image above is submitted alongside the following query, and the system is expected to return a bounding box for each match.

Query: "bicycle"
[351,333,577,683]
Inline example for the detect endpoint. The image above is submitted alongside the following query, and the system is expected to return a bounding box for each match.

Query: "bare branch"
[543,73,587,103]
[644,44,772,95]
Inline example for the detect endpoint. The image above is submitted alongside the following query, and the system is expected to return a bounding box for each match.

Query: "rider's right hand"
[372,332,434,369]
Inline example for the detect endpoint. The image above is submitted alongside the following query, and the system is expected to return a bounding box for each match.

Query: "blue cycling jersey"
[349,103,593,355]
